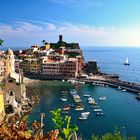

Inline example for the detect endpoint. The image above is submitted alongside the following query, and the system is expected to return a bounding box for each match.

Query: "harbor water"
[28,47,140,139]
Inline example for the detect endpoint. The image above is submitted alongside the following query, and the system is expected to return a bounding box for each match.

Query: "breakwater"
[77,78,140,94]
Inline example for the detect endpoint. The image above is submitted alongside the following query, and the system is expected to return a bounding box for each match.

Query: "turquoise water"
[28,81,140,139]
[28,47,140,139]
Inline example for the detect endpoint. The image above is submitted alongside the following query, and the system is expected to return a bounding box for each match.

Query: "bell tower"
[5,48,15,78]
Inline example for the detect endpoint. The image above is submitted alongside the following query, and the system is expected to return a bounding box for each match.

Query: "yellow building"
[0,93,4,112]
[0,92,4,122]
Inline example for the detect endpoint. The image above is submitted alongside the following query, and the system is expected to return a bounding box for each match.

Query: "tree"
[91,130,136,140]
[42,40,46,45]
[0,39,4,46]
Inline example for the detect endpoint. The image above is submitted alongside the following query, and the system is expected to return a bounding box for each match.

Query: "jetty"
[75,75,140,95]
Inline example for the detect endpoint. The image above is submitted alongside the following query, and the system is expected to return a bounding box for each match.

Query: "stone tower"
[5,48,15,78]
[19,69,26,101]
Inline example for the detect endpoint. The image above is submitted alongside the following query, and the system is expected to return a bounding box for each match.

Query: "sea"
[24,47,140,139]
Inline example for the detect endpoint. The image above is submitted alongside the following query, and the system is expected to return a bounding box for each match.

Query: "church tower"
[5,48,15,78]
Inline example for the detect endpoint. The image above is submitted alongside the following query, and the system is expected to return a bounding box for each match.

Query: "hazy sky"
[0,0,140,47]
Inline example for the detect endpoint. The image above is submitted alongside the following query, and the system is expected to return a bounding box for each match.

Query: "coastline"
[24,77,41,86]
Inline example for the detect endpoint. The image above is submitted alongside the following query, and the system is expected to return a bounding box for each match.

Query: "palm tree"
[42,40,46,45]
[0,39,4,46]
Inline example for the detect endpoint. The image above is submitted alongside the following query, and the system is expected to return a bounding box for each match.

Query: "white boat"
[91,105,100,109]
[63,106,70,111]
[88,97,94,101]
[88,100,96,104]
[81,112,90,116]
[94,109,102,112]
[75,107,84,111]
[61,98,67,102]
[124,57,130,65]
[78,116,88,120]
[98,97,106,101]
[118,86,121,89]
[75,106,84,111]
[83,94,91,97]
[121,89,126,92]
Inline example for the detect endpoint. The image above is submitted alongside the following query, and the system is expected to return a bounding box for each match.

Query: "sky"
[0,0,140,48]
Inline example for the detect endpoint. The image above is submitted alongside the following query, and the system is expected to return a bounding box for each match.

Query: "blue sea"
[26,47,140,139]
[82,47,140,83]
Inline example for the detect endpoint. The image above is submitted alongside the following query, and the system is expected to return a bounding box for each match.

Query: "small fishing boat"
[91,105,100,109]
[88,100,96,104]
[61,98,67,102]
[121,89,126,92]
[98,97,106,101]
[75,106,84,111]
[81,112,90,116]
[83,94,91,97]
[96,112,105,116]
[118,86,121,89]
[88,97,95,101]
[78,116,88,120]
[94,109,102,112]
[124,57,130,65]
[63,106,70,111]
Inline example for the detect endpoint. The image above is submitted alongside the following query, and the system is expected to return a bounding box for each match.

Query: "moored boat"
[94,109,102,112]
[96,112,105,116]
[61,98,67,102]
[63,106,70,111]
[98,97,106,101]
[91,105,100,109]
[81,112,90,116]
[78,116,88,120]
[121,89,126,92]
[83,94,91,97]
[75,105,84,111]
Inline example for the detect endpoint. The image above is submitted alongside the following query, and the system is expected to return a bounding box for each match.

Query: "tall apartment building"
[20,58,41,74]
[42,58,78,79]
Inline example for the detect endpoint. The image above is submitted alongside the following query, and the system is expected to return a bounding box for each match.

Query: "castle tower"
[5,48,15,78]
[59,35,63,42]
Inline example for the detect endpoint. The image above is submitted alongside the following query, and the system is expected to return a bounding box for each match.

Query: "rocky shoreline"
[24,77,41,86]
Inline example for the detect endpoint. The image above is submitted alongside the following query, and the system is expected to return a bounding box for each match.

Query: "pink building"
[42,58,78,79]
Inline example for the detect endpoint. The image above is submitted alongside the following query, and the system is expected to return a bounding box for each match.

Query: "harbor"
[27,80,140,139]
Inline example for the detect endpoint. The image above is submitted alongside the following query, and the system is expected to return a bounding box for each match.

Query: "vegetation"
[0,39,4,46]
[91,130,136,140]
[66,52,80,58]
[0,108,137,140]
[0,82,3,89]
[50,108,78,140]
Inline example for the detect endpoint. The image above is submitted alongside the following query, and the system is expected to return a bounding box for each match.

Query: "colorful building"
[0,58,5,76]
[42,58,78,79]
[0,92,4,123]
